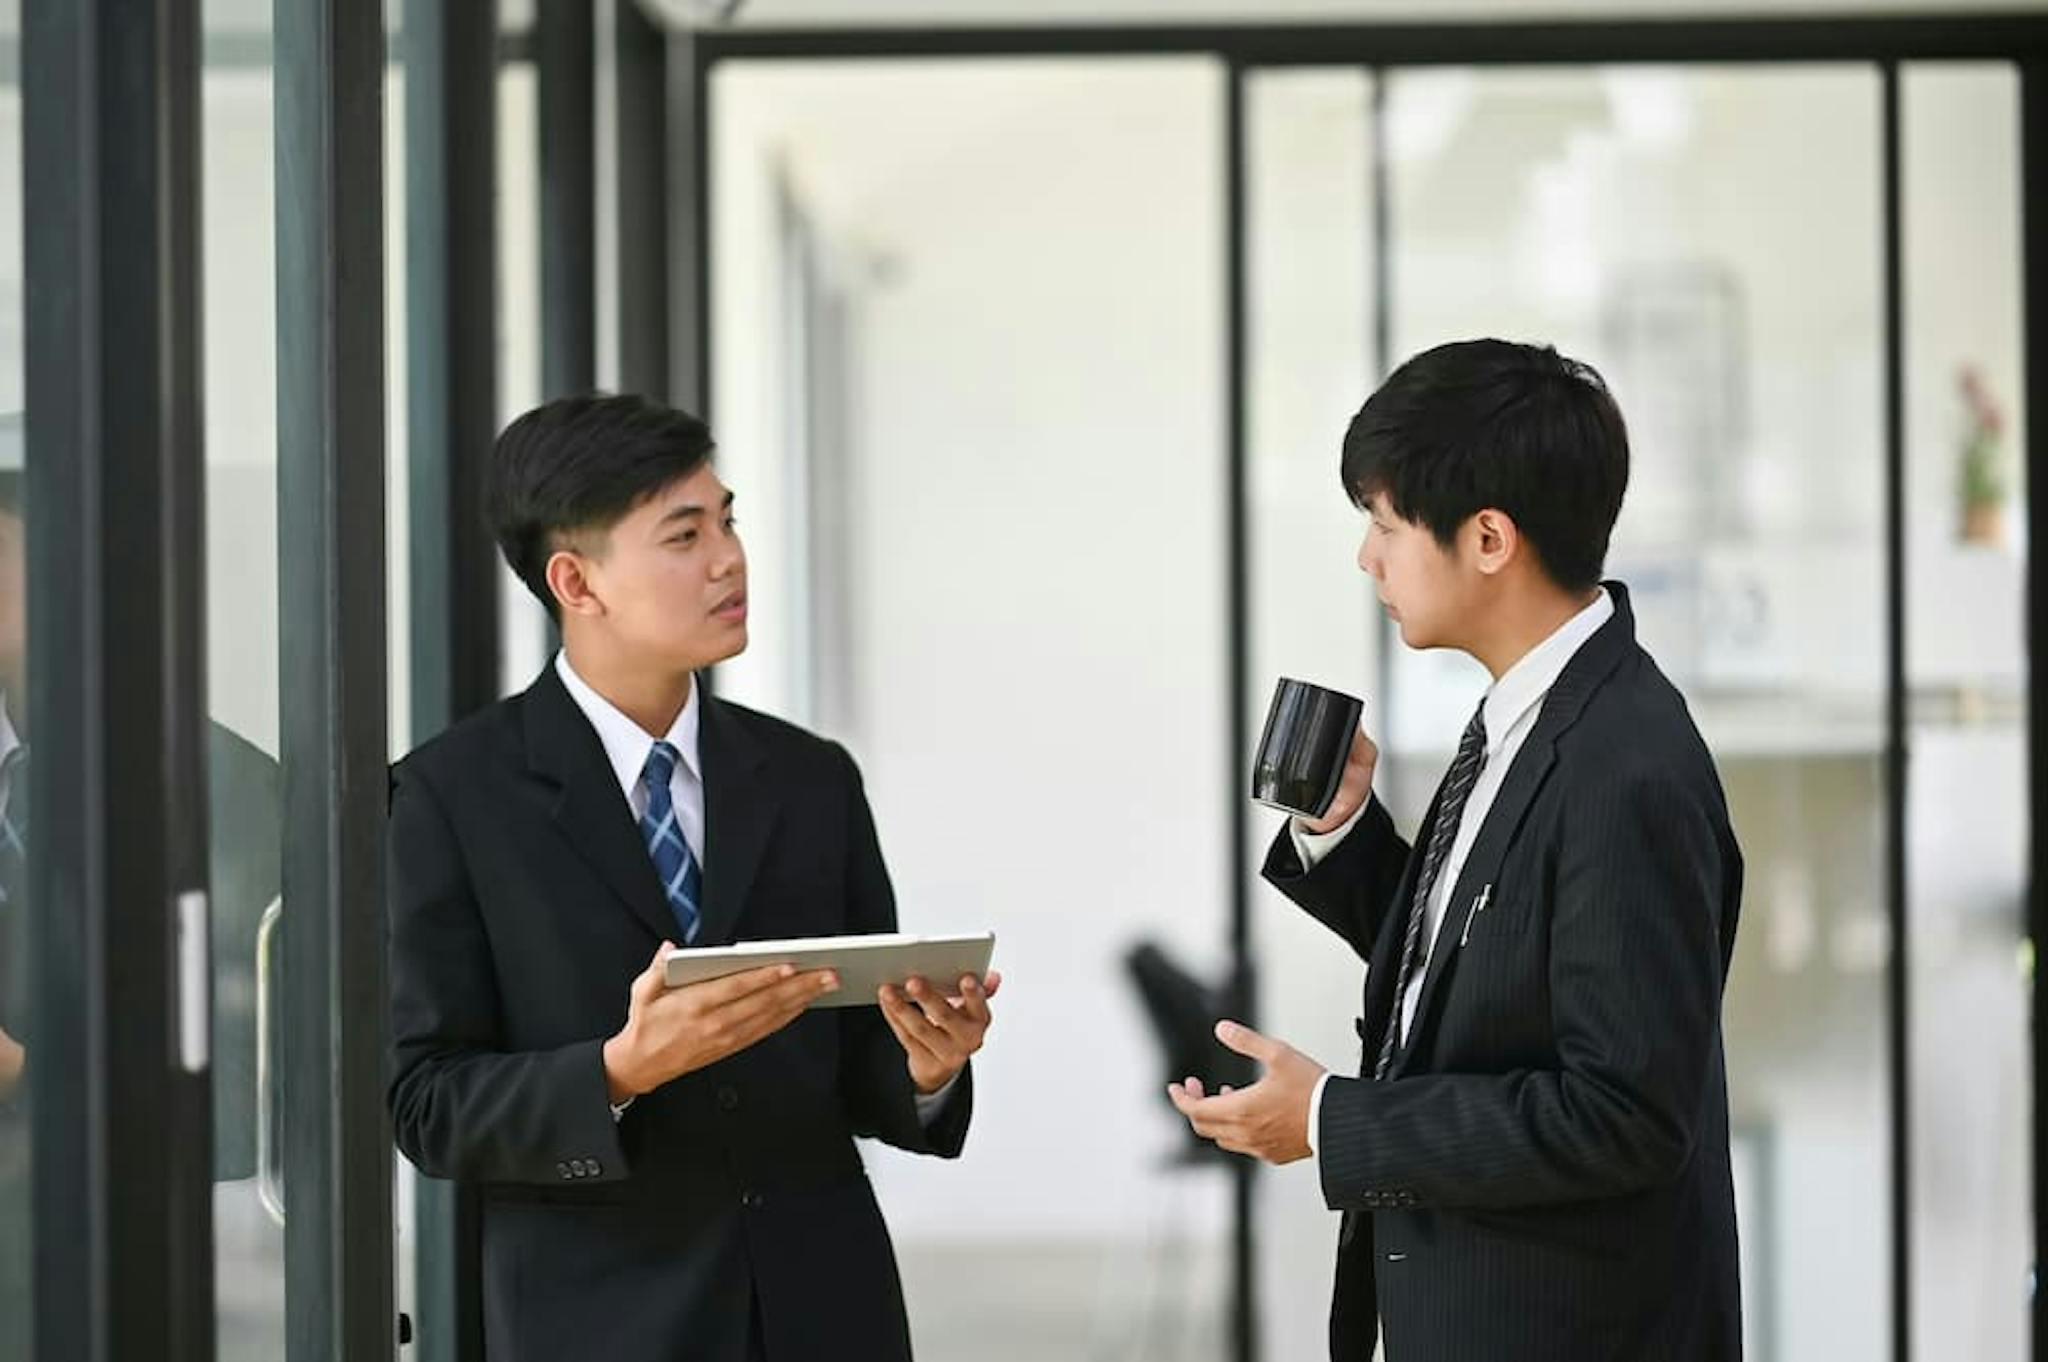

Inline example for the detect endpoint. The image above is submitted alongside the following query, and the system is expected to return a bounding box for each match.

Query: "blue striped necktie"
[0,745,26,906]
[639,741,702,944]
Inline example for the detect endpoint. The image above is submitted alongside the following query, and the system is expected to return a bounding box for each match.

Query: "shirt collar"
[0,691,22,769]
[1480,587,1615,755]
[553,651,701,801]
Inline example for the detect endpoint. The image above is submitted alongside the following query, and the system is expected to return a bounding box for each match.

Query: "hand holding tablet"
[662,931,996,1010]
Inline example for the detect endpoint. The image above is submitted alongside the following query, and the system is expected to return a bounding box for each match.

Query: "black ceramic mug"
[1250,677,1364,819]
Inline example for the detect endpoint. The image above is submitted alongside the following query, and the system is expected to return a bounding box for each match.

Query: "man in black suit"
[1169,340,1744,1360]
[389,395,999,1362]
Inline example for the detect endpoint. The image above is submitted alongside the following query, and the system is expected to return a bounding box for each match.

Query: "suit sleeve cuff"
[914,1071,963,1127]
[1290,797,1372,871]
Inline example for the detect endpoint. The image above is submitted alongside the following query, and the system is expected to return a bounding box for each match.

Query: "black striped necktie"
[1374,705,1488,1080]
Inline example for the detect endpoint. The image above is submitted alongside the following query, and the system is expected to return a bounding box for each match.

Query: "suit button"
[588,1159,603,1177]
[742,1191,764,1210]
[556,1162,572,1180]
[718,1086,740,1112]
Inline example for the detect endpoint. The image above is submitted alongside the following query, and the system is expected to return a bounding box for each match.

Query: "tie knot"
[642,741,680,791]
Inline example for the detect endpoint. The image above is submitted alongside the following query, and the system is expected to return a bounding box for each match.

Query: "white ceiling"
[664,0,2043,26]
[0,0,2017,47]
[156,0,2048,41]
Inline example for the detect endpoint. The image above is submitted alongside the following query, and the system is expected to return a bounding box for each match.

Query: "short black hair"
[1340,339,1629,593]
[488,393,716,617]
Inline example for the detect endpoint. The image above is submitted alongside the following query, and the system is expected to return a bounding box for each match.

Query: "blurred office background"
[0,3,2039,1361]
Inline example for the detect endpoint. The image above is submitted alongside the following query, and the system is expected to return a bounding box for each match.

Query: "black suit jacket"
[388,667,971,1362]
[1264,583,1743,1362]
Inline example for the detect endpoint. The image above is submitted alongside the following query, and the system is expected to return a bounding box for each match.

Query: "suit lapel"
[1390,735,1557,1079]
[694,696,776,948]
[1361,767,1441,1053]
[521,666,682,945]
[1389,580,1641,1078]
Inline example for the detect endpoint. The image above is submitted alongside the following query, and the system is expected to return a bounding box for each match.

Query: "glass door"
[201,5,288,1356]
[1244,60,1896,1362]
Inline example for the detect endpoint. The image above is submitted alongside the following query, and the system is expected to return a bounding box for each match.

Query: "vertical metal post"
[540,0,597,398]
[274,0,393,1357]
[403,3,500,1359]
[616,0,671,402]
[2020,50,2048,1362]
[22,0,213,1356]
[1879,60,1911,1362]
[1224,55,1260,1362]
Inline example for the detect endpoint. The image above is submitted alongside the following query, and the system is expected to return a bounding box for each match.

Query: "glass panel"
[498,56,550,696]
[201,10,287,1357]
[712,58,1232,1358]
[1247,62,1893,1361]
[0,0,27,1355]
[1242,66,1386,1362]
[385,0,415,1343]
[1903,61,2029,1362]
[1378,65,1887,1362]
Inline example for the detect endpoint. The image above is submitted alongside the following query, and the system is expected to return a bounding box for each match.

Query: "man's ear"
[546,546,603,619]
[1469,508,1521,577]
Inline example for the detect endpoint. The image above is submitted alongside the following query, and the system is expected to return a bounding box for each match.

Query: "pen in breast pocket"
[1459,883,1493,948]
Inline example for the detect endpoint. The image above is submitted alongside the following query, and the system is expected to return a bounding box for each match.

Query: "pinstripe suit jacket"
[1264,583,1744,1362]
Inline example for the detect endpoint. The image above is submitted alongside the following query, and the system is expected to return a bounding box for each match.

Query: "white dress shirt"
[0,694,22,826]
[1292,589,1615,1160]
[556,651,705,868]
[555,652,956,1124]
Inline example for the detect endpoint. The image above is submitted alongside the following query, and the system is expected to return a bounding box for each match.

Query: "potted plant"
[1958,365,2010,548]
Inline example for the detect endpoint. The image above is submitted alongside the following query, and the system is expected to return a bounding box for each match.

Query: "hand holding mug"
[1298,726,1378,835]
[1251,678,1375,831]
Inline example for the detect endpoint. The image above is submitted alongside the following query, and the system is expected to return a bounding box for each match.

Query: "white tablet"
[661,931,996,1010]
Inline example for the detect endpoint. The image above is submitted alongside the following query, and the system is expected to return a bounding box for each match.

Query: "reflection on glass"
[1375,66,1888,1362]
[0,427,28,1362]
[201,9,287,1358]
[0,7,27,1354]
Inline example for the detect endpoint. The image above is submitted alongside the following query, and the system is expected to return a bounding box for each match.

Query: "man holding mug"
[1169,339,1744,1361]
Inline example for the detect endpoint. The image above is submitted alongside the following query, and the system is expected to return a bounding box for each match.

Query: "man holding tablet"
[388,394,997,1362]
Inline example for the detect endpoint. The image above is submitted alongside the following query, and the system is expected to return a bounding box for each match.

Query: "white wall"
[1242,68,1387,1362]
[713,63,1238,1267]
